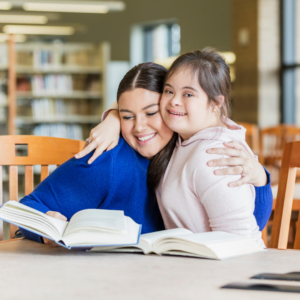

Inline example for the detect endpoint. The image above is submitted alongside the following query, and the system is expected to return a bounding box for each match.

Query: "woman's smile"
[135,132,158,145]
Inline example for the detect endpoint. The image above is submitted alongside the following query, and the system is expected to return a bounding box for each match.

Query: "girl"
[79,49,270,246]
[157,48,264,245]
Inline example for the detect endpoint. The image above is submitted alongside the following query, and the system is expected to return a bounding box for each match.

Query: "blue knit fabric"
[19,137,273,243]
[253,169,273,230]
[20,137,165,243]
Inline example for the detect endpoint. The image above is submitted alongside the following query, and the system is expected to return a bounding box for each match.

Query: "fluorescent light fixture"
[22,1,125,14]
[0,14,48,24]
[0,2,12,10]
[0,34,27,43]
[221,52,236,65]
[3,25,75,35]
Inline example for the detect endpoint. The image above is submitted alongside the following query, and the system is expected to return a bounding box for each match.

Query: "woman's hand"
[75,110,121,164]
[43,211,67,247]
[206,141,267,187]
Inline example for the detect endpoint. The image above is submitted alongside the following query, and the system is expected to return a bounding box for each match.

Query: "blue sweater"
[20,137,273,243]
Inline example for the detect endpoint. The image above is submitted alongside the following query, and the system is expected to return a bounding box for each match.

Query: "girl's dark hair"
[117,62,178,193]
[165,47,232,119]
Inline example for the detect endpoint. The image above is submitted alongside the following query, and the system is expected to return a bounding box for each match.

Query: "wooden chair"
[259,125,300,246]
[0,136,85,240]
[238,122,260,156]
[270,141,300,249]
[260,125,300,183]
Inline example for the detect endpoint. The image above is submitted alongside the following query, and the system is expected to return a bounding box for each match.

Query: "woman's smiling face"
[118,88,174,159]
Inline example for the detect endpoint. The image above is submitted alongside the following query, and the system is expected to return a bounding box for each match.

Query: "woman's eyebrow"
[119,104,158,113]
[119,109,133,113]
[142,104,159,110]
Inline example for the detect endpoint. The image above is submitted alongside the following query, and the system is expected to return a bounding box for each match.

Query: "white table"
[1,239,300,300]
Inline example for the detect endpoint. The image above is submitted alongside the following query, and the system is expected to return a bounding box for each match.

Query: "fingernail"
[229,183,235,187]
[75,155,78,158]
[208,161,214,166]
[215,170,220,174]
[207,149,212,153]
[88,161,91,164]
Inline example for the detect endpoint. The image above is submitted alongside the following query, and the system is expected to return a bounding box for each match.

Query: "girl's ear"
[217,95,224,108]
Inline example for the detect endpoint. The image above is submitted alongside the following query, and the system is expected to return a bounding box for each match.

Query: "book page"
[63,216,140,247]
[140,228,192,248]
[0,201,68,238]
[64,209,126,237]
[156,231,265,260]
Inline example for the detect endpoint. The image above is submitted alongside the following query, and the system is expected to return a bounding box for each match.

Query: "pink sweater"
[156,119,265,247]
[103,104,264,247]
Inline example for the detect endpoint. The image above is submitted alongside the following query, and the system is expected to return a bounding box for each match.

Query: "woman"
[20,62,272,246]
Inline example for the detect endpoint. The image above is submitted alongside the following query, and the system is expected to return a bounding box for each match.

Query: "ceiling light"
[221,52,236,65]
[0,14,48,24]
[0,34,27,43]
[3,25,75,35]
[22,1,125,14]
[0,2,12,10]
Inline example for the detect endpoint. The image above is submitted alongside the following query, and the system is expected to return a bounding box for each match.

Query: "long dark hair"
[117,62,177,193]
[165,47,232,120]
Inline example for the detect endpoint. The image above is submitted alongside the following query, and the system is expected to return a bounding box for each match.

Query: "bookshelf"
[0,44,8,135]
[8,40,110,140]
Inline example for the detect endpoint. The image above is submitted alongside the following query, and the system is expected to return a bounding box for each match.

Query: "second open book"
[89,228,265,260]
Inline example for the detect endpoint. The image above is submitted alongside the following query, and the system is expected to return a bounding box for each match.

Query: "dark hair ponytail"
[117,62,178,194]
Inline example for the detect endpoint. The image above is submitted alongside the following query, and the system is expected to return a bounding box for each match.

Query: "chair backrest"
[0,135,85,240]
[260,125,300,164]
[259,125,300,184]
[270,140,300,249]
[238,122,260,155]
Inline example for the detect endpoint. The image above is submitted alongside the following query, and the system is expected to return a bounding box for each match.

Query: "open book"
[89,228,265,260]
[0,201,141,249]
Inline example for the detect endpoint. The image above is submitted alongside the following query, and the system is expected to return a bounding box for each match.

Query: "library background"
[0,0,299,245]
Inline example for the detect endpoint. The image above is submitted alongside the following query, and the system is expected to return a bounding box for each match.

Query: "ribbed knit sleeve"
[253,169,273,231]
[19,150,114,243]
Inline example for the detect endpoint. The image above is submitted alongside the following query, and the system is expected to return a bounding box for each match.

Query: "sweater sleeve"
[19,150,114,243]
[253,169,273,230]
[194,149,264,245]
[101,101,119,121]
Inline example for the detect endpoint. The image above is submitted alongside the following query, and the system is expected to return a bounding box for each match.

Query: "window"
[144,23,180,62]
[130,21,180,66]
[281,0,300,124]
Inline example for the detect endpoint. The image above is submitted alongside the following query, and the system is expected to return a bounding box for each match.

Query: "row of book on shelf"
[17,74,100,94]
[33,124,83,140]
[30,98,98,118]
[16,48,98,67]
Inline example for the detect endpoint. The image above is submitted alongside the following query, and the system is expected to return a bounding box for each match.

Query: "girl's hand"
[43,211,67,247]
[206,141,267,187]
[75,110,121,164]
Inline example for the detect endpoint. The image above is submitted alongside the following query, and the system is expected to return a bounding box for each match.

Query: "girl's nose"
[170,94,182,107]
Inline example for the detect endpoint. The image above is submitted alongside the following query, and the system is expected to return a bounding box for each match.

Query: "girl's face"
[119,88,174,159]
[160,67,221,140]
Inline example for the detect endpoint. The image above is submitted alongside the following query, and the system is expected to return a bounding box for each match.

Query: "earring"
[213,107,217,112]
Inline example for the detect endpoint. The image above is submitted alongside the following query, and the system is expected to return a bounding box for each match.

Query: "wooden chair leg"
[262,227,268,246]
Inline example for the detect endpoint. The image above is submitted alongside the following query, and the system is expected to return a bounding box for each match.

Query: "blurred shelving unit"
[8,39,110,140]
[0,38,110,198]
[0,44,8,136]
